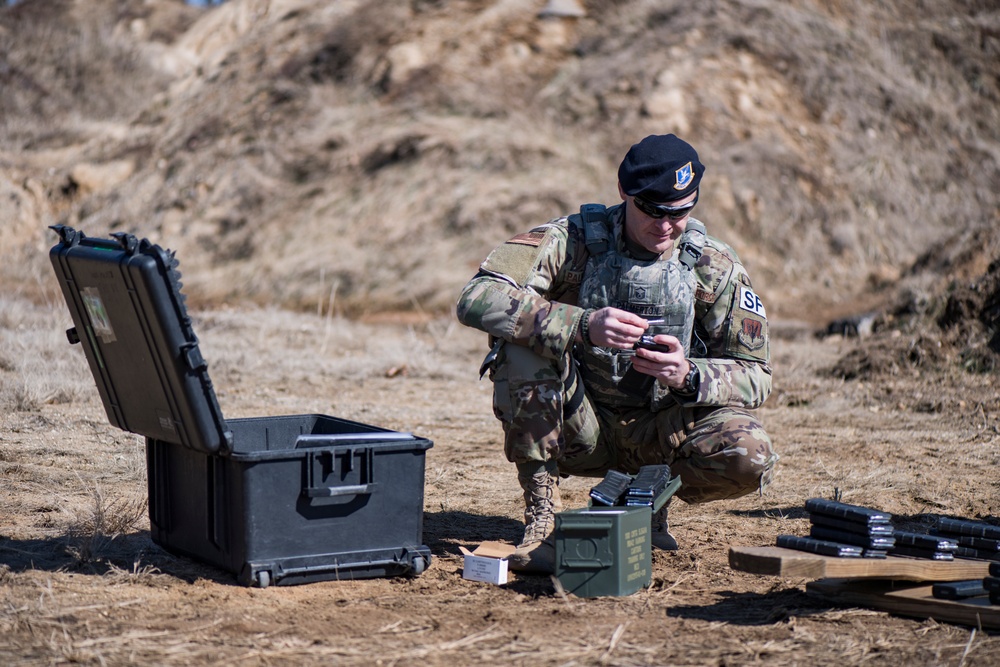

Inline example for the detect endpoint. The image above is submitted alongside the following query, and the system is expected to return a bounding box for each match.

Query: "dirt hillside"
[2,1,1000,665]
[2,0,998,320]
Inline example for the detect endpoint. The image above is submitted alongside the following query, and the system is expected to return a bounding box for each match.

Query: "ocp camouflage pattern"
[456,203,777,500]
[574,213,700,408]
[456,204,772,406]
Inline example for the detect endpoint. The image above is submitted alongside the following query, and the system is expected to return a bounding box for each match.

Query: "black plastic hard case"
[48,226,433,587]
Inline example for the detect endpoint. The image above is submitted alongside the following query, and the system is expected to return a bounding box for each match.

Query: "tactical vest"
[571,204,706,408]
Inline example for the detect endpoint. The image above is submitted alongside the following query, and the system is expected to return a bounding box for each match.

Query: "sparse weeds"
[66,488,147,566]
[11,369,90,411]
[1,296,95,412]
[112,435,148,485]
[10,377,52,413]
[103,560,163,587]
[0,353,16,372]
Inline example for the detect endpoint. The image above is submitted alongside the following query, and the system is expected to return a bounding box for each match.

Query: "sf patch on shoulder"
[726,284,768,361]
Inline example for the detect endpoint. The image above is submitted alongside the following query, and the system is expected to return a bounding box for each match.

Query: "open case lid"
[48,225,233,455]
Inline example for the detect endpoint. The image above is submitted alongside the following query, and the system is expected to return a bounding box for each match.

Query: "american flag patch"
[507,231,546,247]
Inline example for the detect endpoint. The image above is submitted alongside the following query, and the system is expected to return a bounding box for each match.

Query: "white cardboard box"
[459,541,516,585]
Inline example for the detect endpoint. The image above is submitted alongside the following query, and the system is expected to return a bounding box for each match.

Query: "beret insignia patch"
[674,162,694,191]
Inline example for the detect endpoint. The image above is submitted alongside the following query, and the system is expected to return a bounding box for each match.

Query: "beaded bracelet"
[579,308,596,346]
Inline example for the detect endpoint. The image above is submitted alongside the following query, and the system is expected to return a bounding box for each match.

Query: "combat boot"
[651,499,678,551]
[507,461,562,573]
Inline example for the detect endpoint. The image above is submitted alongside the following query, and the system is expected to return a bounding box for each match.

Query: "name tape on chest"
[737,285,766,319]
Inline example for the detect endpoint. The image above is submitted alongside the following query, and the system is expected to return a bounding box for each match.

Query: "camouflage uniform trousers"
[490,343,777,504]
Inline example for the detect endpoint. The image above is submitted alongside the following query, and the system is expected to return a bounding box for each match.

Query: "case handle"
[305,482,378,499]
[304,449,377,498]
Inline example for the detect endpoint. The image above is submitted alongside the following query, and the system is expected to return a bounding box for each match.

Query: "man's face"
[620,183,698,255]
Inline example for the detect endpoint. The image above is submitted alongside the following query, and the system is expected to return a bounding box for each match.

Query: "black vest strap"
[578,203,610,255]
[678,219,706,269]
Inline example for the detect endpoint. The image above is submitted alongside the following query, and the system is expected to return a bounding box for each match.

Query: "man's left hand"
[630,334,690,390]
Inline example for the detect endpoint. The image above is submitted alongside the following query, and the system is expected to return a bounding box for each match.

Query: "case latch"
[49,224,83,246]
[110,232,140,255]
[180,343,206,371]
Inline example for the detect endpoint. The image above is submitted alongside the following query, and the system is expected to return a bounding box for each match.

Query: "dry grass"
[2,0,997,320]
[1,1,1000,664]
[65,487,148,566]
[0,0,178,143]
[0,294,997,666]
[0,297,97,413]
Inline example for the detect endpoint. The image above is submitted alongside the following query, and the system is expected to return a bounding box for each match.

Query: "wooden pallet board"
[729,546,993,581]
[806,579,1000,630]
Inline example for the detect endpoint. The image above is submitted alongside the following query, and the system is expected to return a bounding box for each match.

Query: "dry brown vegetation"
[2,0,1000,665]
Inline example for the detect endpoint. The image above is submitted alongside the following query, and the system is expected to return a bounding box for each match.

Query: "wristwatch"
[674,361,699,396]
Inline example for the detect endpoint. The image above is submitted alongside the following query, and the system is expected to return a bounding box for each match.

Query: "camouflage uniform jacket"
[456,204,771,411]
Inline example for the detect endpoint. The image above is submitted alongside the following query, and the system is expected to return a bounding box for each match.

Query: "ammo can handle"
[558,518,614,531]
[561,557,612,568]
[304,482,379,498]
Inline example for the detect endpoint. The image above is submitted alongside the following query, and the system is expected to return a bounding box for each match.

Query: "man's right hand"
[586,307,648,349]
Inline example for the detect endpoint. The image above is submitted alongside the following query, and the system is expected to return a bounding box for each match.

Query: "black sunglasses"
[633,194,697,221]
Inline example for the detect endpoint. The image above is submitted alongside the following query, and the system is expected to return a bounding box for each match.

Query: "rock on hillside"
[1,0,998,321]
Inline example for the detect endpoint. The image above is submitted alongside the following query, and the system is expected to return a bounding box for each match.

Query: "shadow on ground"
[422,509,523,554]
[668,588,835,625]
[0,532,234,585]
[727,506,810,520]
[0,510,525,587]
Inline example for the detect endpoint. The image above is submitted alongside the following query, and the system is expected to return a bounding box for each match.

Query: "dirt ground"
[2,296,999,666]
[2,0,1000,664]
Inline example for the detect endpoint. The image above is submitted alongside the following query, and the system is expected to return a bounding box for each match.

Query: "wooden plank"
[728,546,992,581]
[807,579,1000,630]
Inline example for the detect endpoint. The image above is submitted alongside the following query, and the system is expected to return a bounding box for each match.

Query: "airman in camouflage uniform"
[456,135,778,573]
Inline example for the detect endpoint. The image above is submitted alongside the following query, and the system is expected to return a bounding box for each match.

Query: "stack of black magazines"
[588,465,680,511]
[987,562,1000,604]
[930,517,1000,561]
[929,523,1000,603]
[777,498,895,558]
[932,562,1000,603]
[889,530,957,561]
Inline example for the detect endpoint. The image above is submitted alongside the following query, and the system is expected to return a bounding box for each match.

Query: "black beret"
[618,134,705,202]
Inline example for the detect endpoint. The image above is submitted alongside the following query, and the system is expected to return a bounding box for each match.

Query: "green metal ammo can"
[553,506,652,597]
